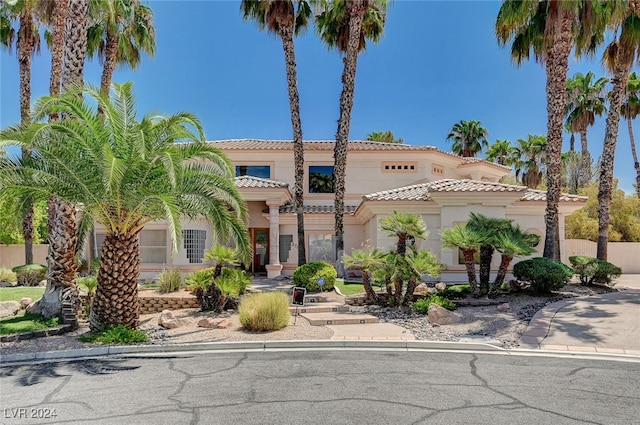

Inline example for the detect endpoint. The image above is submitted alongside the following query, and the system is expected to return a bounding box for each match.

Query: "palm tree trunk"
[99,28,118,96]
[334,0,365,277]
[61,0,89,91]
[361,271,378,304]
[597,59,632,260]
[48,0,67,109]
[462,249,479,297]
[18,9,35,265]
[402,278,417,306]
[277,23,306,266]
[579,128,591,187]
[493,255,513,290]
[89,231,140,331]
[542,7,572,261]
[569,132,575,152]
[478,244,493,293]
[628,117,640,199]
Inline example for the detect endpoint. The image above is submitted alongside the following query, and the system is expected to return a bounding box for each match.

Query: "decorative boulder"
[0,301,21,318]
[427,303,462,326]
[435,282,447,292]
[158,310,192,329]
[414,283,429,295]
[497,303,511,313]
[19,298,33,309]
[198,318,232,329]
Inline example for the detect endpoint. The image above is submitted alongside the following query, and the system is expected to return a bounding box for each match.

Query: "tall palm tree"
[565,71,609,187]
[365,130,403,143]
[622,71,640,198]
[241,0,312,266]
[47,0,68,118]
[315,0,387,276]
[514,134,547,188]
[0,0,42,265]
[446,120,489,157]
[598,2,640,260]
[441,224,486,297]
[485,138,514,165]
[496,0,615,260]
[1,82,251,331]
[87,0,156,96]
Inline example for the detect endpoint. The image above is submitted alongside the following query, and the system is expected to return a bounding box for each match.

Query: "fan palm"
[492,225,537,294]
[598,2,640,260]
[485,139,514,166]
[467,213,512,294]
[1,0,43,265]
[514,134,547,188]
[204,244,241,278]
[87,0,156,96]
[441,224,486,297]
[343,246,386,303]
[402,249,442,306]
[565,71,609,187]
[241,0,312,266]
[315,0,387,275]
[0,82,250,331]
[496,0,618,260]
[623,71,640,198]
[446,120,489,157]
[379,211,428,257]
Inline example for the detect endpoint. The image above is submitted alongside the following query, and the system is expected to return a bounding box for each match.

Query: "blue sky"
[1,0,637,194]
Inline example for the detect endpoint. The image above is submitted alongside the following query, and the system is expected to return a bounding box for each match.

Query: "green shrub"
[438,284,471,300]
[412,295,457,314]
[0,267,17,283]
[185,267,215,293]
[292,261,336,292]
[513,257,573,294]
[219,268,252,295]
[77,276,98,295]
[239,292,291,331]
[79,324,148,344]
[11,264,47,286]
[157,268,183,293]
[569,256,621,286]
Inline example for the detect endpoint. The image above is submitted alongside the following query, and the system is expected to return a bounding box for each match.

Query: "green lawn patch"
[79,325,148,344]
[334,279,383,296]
[0,312,59,335]
[0,286,45,302]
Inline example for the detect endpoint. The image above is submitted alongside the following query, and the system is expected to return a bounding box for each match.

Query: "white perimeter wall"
[563,239,640,273]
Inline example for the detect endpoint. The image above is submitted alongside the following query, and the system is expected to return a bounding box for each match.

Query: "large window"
[309,165,334,193]
[235,165,270,179]
[183,229,206,264]
[308,233,335,262]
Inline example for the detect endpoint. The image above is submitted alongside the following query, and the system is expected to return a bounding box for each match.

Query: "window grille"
[183,229,206,264]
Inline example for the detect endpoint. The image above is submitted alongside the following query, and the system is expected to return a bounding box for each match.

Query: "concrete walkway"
[519,275,640,355]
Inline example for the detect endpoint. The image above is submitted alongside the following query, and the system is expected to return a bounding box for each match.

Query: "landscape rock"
[414,283,429,294]
[435,282,447,292]
[158,310,193,329]
[427,304,462,326]
[0,301,21,318]
[198,318,232,329]
[497,303,511,313]
[19,298,33,309]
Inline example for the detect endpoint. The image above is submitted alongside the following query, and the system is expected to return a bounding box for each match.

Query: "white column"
[265,200,283,278]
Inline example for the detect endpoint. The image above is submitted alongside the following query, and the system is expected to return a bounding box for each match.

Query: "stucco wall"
[0,244,48,268]
[563,239,640,273]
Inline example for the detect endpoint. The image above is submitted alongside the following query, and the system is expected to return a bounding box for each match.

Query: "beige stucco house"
[93,139,586,281]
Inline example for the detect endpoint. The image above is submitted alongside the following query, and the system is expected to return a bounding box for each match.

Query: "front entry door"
[251,228,269,273]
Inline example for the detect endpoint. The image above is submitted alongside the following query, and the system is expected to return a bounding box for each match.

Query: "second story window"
[309,165,334,193]
[235,165,271,179]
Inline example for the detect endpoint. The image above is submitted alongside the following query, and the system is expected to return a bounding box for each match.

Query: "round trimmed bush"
[513,257,573,294]
[11,264,47,286]
[292,261,336,292]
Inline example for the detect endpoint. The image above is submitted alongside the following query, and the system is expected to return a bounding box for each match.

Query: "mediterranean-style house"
[92,139,587,282]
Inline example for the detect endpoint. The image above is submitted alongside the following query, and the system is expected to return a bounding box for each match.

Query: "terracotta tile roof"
[363,179,586,203]
[208,139,509,170]
[234,175,289,189]
[274,203,358,215]
[521,190,588,202]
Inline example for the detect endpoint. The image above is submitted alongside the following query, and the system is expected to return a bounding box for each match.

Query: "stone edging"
[0,324,74,343]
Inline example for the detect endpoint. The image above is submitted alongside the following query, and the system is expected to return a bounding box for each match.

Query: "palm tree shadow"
[0,358,142,387]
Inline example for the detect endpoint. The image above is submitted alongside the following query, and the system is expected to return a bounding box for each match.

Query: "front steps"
[290,297,379,326]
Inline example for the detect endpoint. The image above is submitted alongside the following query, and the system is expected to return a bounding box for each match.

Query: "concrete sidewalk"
[519,274,640,355]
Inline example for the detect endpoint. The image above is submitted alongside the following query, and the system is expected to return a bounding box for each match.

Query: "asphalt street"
[1,350,639,425]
